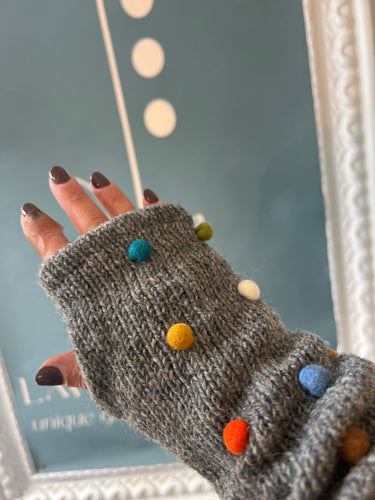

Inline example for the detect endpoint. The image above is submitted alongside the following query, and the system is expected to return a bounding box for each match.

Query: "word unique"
[31,411,115,433]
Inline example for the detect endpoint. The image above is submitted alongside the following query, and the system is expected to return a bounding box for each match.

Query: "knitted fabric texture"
[39,204,375,500]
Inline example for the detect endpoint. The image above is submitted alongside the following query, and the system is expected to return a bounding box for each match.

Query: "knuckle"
[85,215,107,232]
[40,224,63,241]
[65,189,87,206]
[112,198,129,215]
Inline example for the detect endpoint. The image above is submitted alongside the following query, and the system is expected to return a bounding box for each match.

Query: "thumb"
[35,350,87,389]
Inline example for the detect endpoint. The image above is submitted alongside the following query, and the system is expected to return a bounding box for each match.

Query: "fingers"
[21,168,162,261]
[35,351,87,390]
[22,166,163,259]
[143,188,163,207]
[21,203,70,260]
[49,166,109,234]
[90,172,136,217]
[90,172,162,213]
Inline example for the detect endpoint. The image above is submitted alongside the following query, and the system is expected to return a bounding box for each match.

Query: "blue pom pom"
[299,365,331,397]
[128,239,152,262]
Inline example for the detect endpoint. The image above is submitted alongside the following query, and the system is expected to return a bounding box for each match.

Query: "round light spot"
[131,38,165,78]
[223,419,249,455]
[327,348,339,359]
[238,280,260,301]
[196,222,214,241]
[144,99,177,138]
[299,365,331,398]
[121,0,153,18]
[167,323,194,350]
[339,426,370,464]
[193,213,205,226]
[128,239,152,262]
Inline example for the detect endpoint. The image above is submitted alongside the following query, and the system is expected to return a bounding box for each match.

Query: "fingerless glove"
[39,204,375,499]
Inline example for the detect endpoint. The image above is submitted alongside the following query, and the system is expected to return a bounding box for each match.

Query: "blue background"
[0,0,335,472]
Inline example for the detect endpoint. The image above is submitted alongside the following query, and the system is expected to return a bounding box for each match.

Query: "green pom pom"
[196,222,214,241]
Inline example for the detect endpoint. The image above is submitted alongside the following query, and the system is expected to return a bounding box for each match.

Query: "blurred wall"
[0,0,335,472]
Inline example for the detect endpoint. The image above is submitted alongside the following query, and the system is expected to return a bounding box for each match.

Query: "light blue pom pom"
[299,365,331,398]
[128,239,152,262]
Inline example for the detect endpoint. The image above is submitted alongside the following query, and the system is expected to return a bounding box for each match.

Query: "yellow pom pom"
[339,426,370,464]
[196,223,214,241]
[238,280,260,301]
[327,348,339,359]
[167,323,194,350]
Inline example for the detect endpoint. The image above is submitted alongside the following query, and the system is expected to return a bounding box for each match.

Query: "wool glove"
[39,204,375,500]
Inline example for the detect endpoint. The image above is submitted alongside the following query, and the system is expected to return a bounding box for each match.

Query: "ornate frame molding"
[2,1,375,498]
[303,0,375,361]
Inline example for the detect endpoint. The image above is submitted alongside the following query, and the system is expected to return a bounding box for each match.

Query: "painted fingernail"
[91,171,110,189]
[49,166,70,184]
[35,366,64,386]
[144,189,159,203]
[21,203,42,220]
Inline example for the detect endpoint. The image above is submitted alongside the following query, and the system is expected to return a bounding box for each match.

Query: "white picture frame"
[1,0,375,498]
[303,0,375,362]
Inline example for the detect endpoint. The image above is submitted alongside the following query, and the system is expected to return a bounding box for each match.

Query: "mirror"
[2,0,373,497]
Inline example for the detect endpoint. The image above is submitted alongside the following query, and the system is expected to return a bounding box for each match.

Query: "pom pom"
[128,239,152,262]
[196,222,214,241]
[327,348,339,359]
[167,323,194,350]
[223,419,249,454]
[299,365,331,397]
[238,280,260,301]
[339,426,370,464]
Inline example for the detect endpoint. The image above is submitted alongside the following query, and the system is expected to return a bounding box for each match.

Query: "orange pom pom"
[339,426,370,464]
[327,348,339,359]
[167,323,194,350]
[223,419,249,455]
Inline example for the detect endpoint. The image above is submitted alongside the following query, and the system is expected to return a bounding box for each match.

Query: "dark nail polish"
[91,171,110,189]
[35,366,64,386]
[21,203,42,220]
[49,166,70,184]
[144,189,159,203]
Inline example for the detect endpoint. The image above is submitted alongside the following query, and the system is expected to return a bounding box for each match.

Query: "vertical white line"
[75,177,91,192]
[353,0,375,360]
[96,0,143,208]
[18,378,31,406]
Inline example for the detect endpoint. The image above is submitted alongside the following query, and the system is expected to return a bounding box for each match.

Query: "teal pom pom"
[299,365,331,397]
[128,240,152,262]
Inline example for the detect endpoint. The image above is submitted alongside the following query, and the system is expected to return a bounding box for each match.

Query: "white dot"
[238,280,260,301]
[193,213,206,226]
[144,99,177,138]
[132,38,164,78]
[121,0,153,18]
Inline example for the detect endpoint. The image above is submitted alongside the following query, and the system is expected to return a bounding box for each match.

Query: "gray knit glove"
[39,204,375,500]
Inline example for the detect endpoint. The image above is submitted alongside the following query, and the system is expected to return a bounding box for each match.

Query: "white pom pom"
[238,280,260,301]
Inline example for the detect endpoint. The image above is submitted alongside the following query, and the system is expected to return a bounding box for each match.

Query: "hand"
[21,166,161,390]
